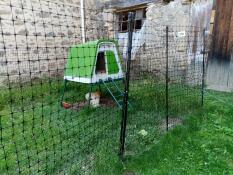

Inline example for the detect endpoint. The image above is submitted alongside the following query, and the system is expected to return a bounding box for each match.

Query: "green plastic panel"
[65,40,98,78]
[106,51,119,74]
[65,39,122,78]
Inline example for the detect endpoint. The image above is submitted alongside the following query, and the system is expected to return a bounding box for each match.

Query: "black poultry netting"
[0,1,206,174]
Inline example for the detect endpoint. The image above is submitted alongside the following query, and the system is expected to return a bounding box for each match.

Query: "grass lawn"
[0,79,123,174]
[0,77,232,174]
[122,90,233,175]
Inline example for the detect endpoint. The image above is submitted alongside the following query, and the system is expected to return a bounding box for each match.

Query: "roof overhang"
[113,3,149,13]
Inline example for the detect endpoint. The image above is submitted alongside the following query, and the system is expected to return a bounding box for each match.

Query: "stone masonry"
[0,0,117,86]
[0,0,212,86]
[129,0,212,85]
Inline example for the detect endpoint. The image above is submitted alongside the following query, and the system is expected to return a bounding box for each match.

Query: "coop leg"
[60,80,67,106]
[88,84,92,107]
[122,78,125,85]
[98,82,102,93]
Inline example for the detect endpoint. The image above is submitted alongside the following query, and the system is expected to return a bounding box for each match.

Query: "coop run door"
[105,50,119,74]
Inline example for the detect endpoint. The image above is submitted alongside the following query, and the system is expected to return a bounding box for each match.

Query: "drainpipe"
[80,0,86,43]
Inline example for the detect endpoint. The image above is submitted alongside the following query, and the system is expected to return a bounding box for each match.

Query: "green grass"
[1,77,227,175]
[0,79,124,174]
[122,90,233,175]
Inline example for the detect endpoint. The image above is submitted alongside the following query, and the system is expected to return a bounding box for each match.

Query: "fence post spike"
[166,26,169,132]
[202,28,206,107]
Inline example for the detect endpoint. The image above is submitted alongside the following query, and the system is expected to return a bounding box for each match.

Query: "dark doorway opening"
[96,52,106,74]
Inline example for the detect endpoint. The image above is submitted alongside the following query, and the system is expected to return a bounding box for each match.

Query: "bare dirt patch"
[159,117,183,133]
[123,171,135,175]
[68,96,116,111]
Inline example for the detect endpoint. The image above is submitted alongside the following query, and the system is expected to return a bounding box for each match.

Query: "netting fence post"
[166,26,169,132]
[119,12,135,159]
[202,28,206,107]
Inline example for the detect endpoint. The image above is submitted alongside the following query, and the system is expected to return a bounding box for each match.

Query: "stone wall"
[130,0,212,85]
[0,0,84,85]
[0,0,113,86]
[0,0,212,86]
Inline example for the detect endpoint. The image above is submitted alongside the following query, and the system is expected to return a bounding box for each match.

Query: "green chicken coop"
[61,39,126,108]
[64,39,124,83]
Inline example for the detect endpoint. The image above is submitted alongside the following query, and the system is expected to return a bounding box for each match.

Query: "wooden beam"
[113,3,148,13]
[212,0,233,60]
[227,6,233,57]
